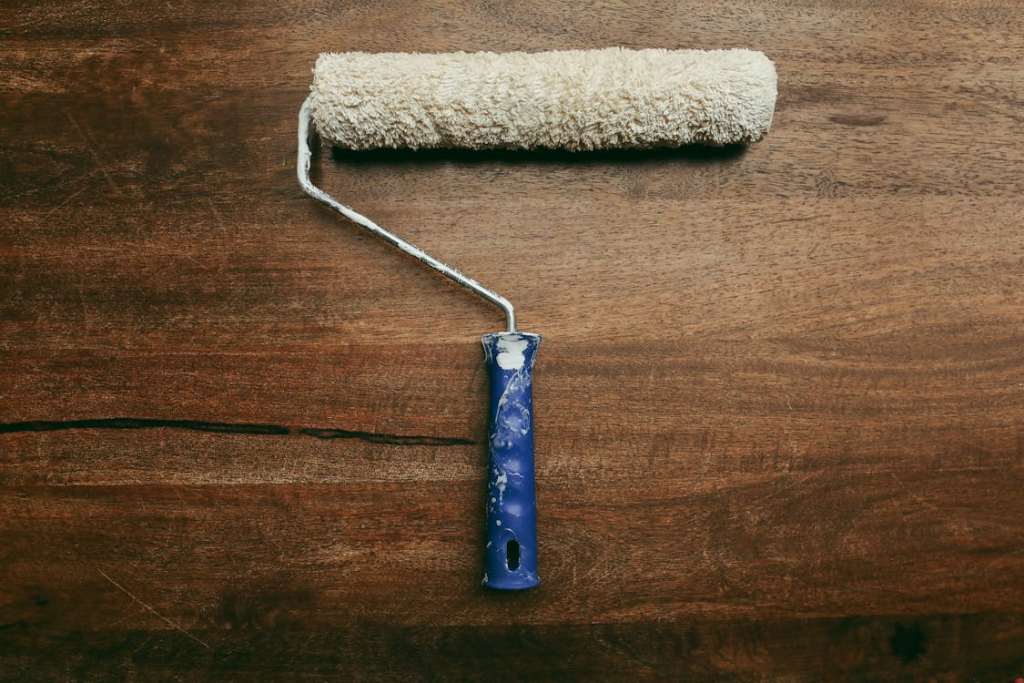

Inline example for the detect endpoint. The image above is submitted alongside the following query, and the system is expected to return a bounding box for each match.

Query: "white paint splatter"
[496,335,529,370]
[495,470,508,502]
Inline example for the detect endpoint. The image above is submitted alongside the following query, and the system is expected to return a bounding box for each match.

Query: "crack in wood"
[0,418,475,447]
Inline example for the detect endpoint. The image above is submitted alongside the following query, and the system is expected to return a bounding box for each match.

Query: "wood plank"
[2,0,1022,679]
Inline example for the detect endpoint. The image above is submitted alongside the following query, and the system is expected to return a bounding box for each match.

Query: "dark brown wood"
[2,0,1023,680]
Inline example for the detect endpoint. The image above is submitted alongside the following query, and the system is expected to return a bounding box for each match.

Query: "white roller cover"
[310,48,777,150]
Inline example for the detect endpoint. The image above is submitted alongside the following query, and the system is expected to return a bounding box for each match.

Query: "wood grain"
[1,0,1023,680]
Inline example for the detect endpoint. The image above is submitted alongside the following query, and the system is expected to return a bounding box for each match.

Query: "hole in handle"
[506,540,521,571]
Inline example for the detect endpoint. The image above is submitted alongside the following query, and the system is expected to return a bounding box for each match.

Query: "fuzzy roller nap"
[299,47,777,591]
[311,48,777,150]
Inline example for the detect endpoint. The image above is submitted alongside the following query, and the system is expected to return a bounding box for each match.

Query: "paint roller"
[297,47,777,590]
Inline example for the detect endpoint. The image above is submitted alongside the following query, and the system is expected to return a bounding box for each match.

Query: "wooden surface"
[2,1,1023,680]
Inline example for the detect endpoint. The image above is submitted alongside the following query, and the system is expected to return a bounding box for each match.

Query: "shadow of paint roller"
[297,47,778,591]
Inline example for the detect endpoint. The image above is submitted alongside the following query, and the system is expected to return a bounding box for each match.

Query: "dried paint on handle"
[481,332,541,590]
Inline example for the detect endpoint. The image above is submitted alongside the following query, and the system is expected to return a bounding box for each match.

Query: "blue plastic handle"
[481,332,541,590]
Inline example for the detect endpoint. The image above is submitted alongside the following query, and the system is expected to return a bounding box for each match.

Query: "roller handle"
[481,332,541,590]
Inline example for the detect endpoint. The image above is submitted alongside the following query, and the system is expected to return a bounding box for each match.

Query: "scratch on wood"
[207,198,230,237]
[66,112,123,196]
[97,569,211,650]
[37,186,88,224]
